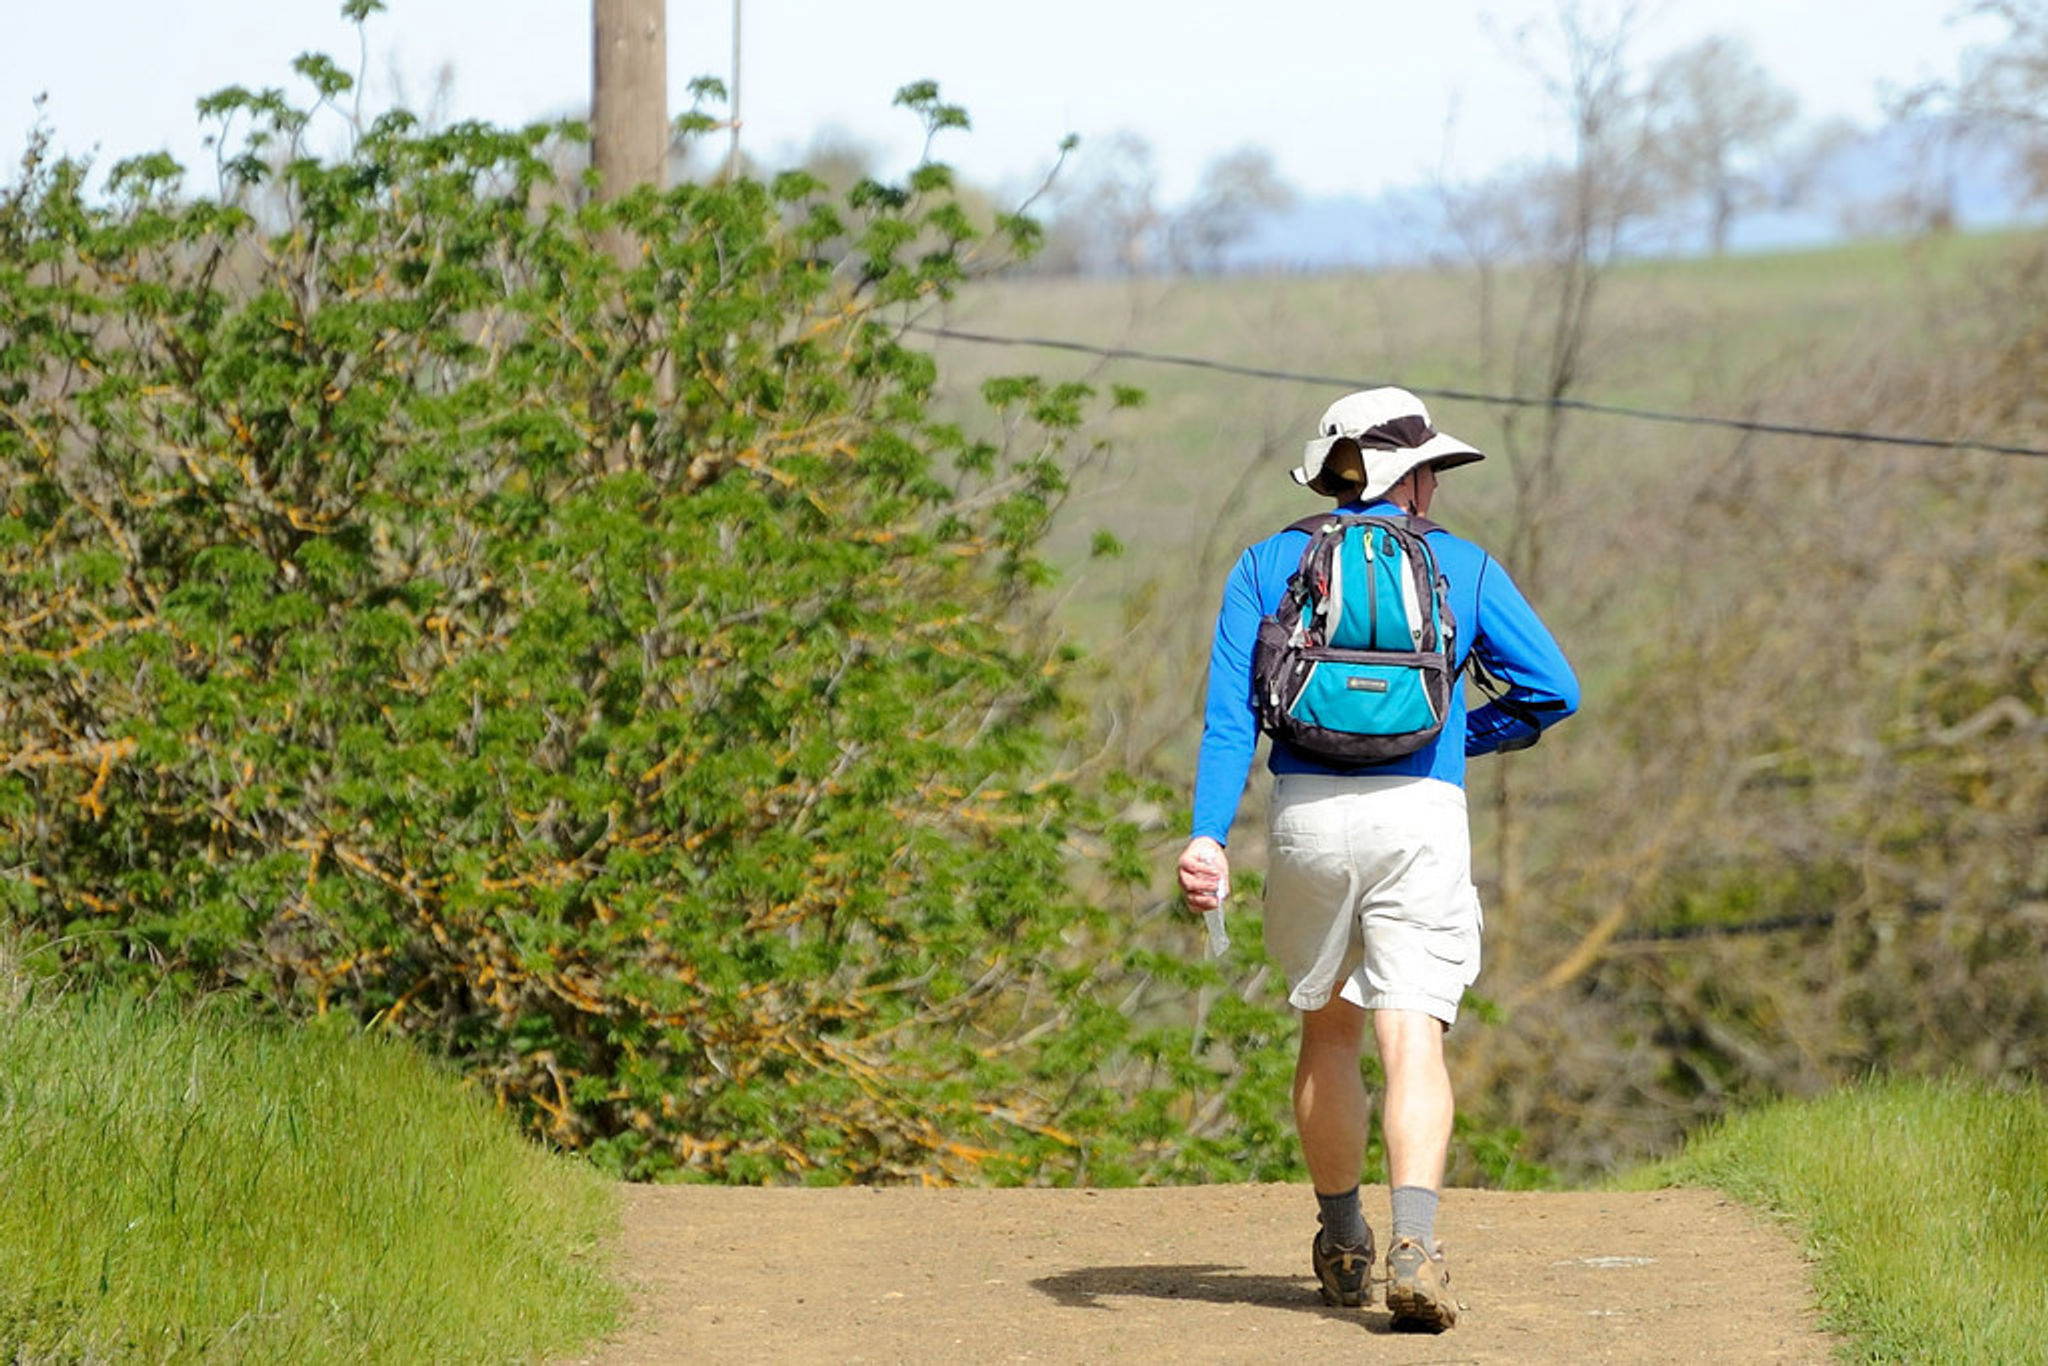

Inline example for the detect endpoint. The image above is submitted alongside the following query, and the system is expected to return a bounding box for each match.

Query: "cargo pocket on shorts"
[1421,923,1476,966]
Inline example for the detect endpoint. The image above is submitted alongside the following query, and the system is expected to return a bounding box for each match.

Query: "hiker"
[1177,387,1579,1331]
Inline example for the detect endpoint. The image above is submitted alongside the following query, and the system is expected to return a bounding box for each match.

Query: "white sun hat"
[1292,386,1485,499]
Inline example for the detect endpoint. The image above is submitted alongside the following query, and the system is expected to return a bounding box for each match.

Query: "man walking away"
[1177,387,1579,1331]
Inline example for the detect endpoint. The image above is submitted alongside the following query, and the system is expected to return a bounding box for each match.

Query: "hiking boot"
[1384,1237,1457,1331]
[1311,1226,1375,1308]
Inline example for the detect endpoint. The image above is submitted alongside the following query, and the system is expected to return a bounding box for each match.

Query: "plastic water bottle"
[1204,873,1231,958]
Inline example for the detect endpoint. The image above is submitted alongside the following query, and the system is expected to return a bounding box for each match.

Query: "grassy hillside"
[927,230,2029,581]
[0,957,620,1362]
[919,229,2048,1182]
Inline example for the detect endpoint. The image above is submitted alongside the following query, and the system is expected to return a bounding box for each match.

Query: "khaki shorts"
[1263,773,1483,1025]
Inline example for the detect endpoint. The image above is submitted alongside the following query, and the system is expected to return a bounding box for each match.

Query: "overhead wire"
[906,323,2048,461]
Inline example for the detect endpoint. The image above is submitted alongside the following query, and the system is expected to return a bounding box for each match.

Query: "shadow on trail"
[1031,1262,1408,1334]
[1031,1263,1305,1311]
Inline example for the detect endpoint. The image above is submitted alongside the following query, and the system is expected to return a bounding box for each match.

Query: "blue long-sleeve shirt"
[1190,499,1580,844]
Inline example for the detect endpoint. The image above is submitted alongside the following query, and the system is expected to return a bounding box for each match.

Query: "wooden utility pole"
[590,0,670,463]
[592,0,669,199]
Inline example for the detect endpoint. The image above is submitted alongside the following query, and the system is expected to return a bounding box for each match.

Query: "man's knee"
[1300,997,1370,1055]
[1374,1008,1449,1070]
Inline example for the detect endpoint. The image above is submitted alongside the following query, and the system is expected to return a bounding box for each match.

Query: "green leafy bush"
[0,55,1304,1184]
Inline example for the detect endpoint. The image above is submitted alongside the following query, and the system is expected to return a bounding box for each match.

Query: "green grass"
[1621,1076,2048,1363]
[0,968,622,1363]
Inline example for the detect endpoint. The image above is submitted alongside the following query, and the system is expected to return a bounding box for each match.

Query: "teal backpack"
[1251,512,1458,765]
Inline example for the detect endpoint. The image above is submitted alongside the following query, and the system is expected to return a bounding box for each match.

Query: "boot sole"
[1385,1278,1457,1331]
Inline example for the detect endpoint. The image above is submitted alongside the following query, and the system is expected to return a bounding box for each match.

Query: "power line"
[908,323,2048,461]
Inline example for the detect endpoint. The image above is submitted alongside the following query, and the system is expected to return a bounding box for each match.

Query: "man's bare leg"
[1373,1008,1451,1189]
[1374,1007,1458,1329]
[1296,997,1376,1305]
[1295,997,1371,1192]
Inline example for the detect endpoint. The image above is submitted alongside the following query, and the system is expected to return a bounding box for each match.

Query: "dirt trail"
[568,1183,1838,1364]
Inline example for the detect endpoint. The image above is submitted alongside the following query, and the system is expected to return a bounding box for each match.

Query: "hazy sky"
[5,1,2006,203]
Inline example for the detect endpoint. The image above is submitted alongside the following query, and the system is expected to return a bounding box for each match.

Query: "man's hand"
[1177,836,1231,912]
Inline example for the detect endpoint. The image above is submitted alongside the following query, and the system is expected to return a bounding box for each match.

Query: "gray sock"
[1315,1186,1369,1249]
[1391,1185,1439,1246]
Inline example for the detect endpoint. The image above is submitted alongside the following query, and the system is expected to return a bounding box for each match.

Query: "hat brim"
[1293,432,1485,495]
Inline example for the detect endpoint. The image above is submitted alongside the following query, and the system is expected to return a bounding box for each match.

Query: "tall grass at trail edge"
[1623,1076,2048,1363]
[0,971,621,1362]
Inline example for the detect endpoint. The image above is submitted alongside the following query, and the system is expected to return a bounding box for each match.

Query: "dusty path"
[569,1184,1838,1364]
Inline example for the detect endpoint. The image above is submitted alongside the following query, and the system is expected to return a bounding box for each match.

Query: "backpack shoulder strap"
[1282,513,1340,537]
[1289,511,1443,537]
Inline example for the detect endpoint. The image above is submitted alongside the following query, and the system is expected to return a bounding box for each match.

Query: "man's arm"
[1189,549,1267,843]
[1466,555,1579,757]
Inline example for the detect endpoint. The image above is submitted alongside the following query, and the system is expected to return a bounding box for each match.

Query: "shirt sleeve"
[1189,549,1268,844]
[1465,554,1580,758]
